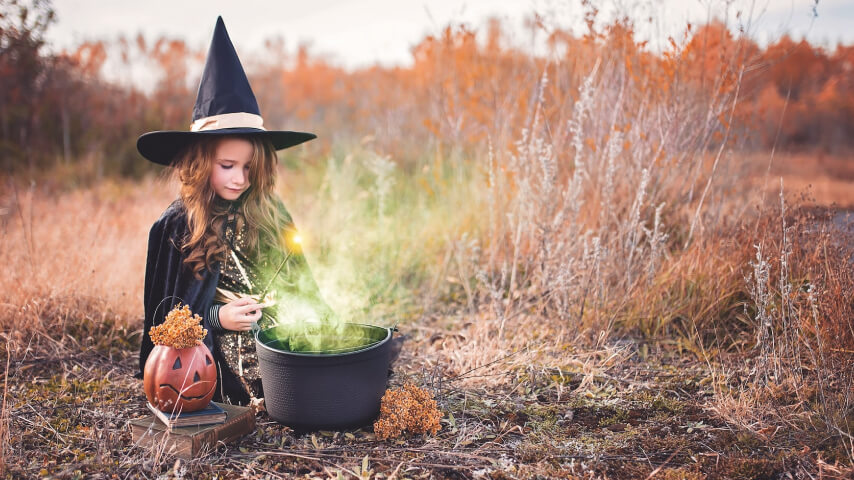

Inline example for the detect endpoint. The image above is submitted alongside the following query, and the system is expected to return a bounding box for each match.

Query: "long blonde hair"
[173,135,288,279]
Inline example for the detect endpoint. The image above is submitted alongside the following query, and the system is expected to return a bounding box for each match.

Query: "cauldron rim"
[254,322,392,358]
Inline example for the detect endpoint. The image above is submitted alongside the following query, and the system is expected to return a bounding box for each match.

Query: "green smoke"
[264,290,384,354]
[254,249,385,354]
[255,145,468,353]
[258,321,387,354]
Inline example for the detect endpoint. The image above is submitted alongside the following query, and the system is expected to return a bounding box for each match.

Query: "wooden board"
[128,402,256,459]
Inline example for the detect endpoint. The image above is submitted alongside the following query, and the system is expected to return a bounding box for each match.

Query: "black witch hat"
[137,16,315,165]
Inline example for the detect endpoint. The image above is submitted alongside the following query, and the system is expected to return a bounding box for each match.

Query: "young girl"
[136,17,332,406]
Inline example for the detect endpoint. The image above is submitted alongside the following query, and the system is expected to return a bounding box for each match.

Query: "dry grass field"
[1,145,852,478]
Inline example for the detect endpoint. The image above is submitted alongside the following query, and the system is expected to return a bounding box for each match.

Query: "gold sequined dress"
[212,208,274,402]
[210,198,335,404]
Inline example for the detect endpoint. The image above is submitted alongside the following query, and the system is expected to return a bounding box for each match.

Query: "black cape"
[138,197,330,405]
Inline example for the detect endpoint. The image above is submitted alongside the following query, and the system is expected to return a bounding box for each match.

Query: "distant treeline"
[2,1,853,179]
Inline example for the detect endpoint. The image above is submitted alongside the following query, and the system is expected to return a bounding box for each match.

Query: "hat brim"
[137,128,317,166]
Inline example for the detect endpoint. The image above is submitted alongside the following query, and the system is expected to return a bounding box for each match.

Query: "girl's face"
[209,137,254,201]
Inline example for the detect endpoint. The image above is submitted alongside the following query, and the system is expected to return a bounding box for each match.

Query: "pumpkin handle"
[152,295,187,325]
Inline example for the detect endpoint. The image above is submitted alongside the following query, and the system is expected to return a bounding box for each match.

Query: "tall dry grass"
[708,188,854,462]
[428,37,753,377]
[395,14,854,459]
[0,177,174,359]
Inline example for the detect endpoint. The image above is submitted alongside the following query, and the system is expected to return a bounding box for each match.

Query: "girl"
[136,17,332,406]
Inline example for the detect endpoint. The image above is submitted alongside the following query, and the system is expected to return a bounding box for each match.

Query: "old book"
[146,401,227,429]
[129,402,255,459]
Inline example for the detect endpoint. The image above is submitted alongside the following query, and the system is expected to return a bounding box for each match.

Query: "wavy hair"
[172,135,289,279]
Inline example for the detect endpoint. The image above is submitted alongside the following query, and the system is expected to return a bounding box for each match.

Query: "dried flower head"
[149,303,207,349]
[373,383,442,440]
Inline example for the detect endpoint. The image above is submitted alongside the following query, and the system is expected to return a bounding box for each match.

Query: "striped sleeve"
[208,303,225,333]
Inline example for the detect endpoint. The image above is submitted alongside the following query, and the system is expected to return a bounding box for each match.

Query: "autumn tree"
[0,0,55,170]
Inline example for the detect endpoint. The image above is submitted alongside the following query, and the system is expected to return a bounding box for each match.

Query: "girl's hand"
[219,297,270,332]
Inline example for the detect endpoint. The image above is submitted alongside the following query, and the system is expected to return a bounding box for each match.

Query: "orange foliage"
[5,10,854,176]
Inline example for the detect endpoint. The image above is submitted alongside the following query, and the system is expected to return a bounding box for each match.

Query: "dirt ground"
[6,315,850,480]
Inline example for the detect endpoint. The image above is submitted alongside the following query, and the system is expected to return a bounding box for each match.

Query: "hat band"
[190,112,266,132]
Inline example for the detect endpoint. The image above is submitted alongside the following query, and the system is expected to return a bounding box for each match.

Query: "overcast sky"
[44,0,853,83]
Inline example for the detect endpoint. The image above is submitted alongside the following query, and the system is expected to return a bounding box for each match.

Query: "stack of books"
[129,401,256,459]
[146,402,228,430]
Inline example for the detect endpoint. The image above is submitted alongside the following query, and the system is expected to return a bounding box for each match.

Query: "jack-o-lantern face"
[144,343,217,413]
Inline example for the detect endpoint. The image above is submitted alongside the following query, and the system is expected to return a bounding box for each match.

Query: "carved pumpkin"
[144,343,217,412]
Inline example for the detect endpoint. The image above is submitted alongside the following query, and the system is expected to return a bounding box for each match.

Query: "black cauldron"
[255,323,393,430]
